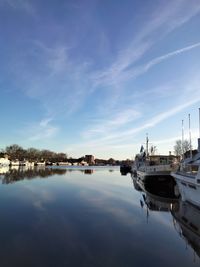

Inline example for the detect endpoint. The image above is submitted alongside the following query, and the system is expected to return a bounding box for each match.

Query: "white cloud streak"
[70,88,200,158]
[21,117,59,142]
[92,0,200,88]
[3,0,200,158]
[83,109,141,139]
[122,42,200,82]
[1,0,35,15]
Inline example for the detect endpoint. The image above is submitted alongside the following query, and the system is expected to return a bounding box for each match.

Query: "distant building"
[85,155,95,165]
[107,158,116,165]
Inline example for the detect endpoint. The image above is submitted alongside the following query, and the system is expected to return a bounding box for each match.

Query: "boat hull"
[172,172,200,207]
[137,170,172,182]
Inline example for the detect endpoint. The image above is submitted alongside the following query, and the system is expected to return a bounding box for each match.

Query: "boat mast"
[188,114,192,158]
[198,108,200,152]
[199,108,200,138]
[182,119,184,160]
[146,133,149,158]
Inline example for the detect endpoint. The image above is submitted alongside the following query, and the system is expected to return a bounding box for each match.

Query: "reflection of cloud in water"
[32,190,56,211]
[1,168,197,266]
[33,200,46,211]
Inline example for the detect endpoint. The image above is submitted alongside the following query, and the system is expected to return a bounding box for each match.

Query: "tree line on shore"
[0,139,192,163]
[0,144,68,162]
[0,144,128,165]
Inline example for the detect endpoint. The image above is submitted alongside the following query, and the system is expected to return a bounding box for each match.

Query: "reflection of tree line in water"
[1,168,94,184]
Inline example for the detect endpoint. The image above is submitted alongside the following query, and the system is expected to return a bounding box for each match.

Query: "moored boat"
[171,138,200,207]
[0,156,10,167]
[171,109,200,207]
[133,136,179,182]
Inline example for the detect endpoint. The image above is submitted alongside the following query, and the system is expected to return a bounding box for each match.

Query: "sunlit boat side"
[171,138,200,207]
[171,109,200,207]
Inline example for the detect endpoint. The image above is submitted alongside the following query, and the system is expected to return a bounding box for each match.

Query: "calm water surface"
[0,166,199,267]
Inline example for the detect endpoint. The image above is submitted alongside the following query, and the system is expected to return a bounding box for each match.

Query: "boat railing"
[145,164,172,172]
[176,170,196,179]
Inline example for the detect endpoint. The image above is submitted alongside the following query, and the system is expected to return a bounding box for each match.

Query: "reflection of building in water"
[171,200,200,260]
[84,169,94,175]
[85,155,95,165]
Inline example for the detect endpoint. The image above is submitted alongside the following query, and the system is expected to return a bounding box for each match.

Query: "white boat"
[11,160,20,166]
[0,156,10,167]
[36,161,46,166]
[58,162,72,166]
[171,139,200,207]
[25,161,35,168]
[133,136,178,182]
[171,109,200,207]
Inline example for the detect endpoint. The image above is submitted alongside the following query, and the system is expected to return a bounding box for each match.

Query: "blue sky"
[1,0,200,159]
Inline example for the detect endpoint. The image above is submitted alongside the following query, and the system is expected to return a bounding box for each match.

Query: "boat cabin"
[147,155,179,166]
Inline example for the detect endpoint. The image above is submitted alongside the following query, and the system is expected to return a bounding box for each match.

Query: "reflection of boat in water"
[140,180,178,212]
[171,200,200,259]
[35,161,46,166]
[0,166,10,175]
[137,172,177,199]
[131,173,178,211]
[120,164,132,175]
[131,174,143,191]
[10,165,20,171]
[84,169,94,175]
[142,189,178,212]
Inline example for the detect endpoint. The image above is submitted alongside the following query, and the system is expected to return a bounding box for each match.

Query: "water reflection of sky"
[0,167,199,267]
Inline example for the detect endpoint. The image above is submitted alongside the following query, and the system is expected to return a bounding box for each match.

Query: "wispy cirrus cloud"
[2,0,200,157]
[8,0,200,121]
[69,79,200,157]
[1,0,35,15]
[82,109,141,139]
[20,117,59,142]
[121,42,200,83]
[92,0,200,88]
[12,41,90,117]
[100,95,200,143]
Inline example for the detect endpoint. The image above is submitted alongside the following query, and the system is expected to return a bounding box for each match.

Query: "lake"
[0,166,199,267]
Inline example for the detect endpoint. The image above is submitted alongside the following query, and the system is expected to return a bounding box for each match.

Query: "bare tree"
[174,139,190,156]
[5,144,25,160]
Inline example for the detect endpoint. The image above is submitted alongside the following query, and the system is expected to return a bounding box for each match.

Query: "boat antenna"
[198,108,200,153]
[188,114,192,158]
[199,108,200,138]
[182,119,184,159]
